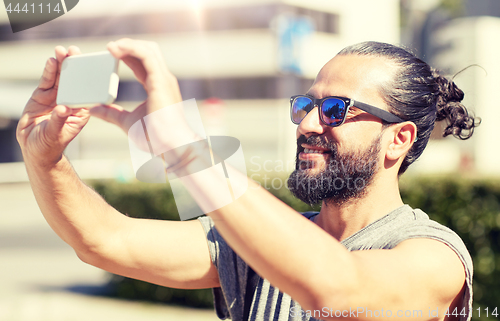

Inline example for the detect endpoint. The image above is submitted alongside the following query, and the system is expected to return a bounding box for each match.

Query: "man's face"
[287,54,394,206]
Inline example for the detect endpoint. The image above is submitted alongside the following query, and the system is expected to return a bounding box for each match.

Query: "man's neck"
[314,176,404,241]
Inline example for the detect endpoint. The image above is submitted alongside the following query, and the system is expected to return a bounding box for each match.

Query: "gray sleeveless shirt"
[198,205,473,321]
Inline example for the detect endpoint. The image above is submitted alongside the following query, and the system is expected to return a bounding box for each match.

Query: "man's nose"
[297,106,326,137]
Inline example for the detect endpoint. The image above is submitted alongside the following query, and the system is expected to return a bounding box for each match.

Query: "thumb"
[47,105,72,137]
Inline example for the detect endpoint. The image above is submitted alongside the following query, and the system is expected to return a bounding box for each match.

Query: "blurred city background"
[1,0,499,320]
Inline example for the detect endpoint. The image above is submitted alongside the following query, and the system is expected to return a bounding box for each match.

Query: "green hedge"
[91,176,500,319]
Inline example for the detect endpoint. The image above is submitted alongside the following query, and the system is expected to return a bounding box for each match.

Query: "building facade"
[0,0,400,182]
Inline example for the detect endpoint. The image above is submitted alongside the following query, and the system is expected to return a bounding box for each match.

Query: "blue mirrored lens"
[292,96,313,124]
[321,98,346,126]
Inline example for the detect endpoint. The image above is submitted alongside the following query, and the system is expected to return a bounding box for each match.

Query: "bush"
[91,176,500,319]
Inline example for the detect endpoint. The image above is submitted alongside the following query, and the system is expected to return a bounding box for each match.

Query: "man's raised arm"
[16,45,219,290]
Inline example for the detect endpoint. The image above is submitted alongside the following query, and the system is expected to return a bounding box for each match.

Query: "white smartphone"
[56,51,119,108]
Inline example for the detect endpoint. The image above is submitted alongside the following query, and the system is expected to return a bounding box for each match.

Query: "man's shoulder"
[339,204,464,251]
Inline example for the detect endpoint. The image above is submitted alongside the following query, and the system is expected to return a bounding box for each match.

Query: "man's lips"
[298,144,331,160]
[300,144,331,153]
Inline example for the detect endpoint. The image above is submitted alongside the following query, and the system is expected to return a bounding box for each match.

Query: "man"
[17,39,476,320]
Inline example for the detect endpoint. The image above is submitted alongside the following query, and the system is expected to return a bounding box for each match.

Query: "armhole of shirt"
[197,216,231,319]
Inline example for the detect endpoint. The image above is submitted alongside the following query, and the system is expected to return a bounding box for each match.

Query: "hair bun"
[432,70,464,102]
[432,71,479,140]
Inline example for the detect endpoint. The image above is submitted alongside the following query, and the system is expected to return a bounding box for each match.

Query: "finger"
[121,56,147,87]
[109,39,181,107]
[107,41,147,86]
[54,46,68,89]
[26,58,58,114]
[38,57,58,90]
[67,45,81,56]
[28,88,57,111]
[55,46,68,65]
[109,39,170,85]
[89,104,130,131]
[46,105,72,139]
[54,46,80,89]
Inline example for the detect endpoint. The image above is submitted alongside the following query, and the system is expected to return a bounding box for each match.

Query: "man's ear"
[386,122,417,161]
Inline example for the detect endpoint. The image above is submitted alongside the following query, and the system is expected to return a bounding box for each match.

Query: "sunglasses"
[290,95,405,127]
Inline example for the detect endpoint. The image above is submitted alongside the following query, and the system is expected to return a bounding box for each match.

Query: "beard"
[287,134,381,206]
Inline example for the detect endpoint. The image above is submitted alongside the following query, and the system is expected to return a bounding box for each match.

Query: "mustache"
[296,135,336,151]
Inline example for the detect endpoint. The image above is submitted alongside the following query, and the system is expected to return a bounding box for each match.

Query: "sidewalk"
[0,182,219,321]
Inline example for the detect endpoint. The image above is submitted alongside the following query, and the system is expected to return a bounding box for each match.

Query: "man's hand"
[16,46,90,168]
[90,39,186,131]
[89,39,198,159]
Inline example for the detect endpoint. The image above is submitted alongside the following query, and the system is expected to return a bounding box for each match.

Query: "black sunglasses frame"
[290,95,405,127]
